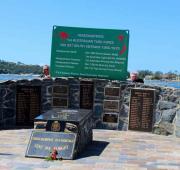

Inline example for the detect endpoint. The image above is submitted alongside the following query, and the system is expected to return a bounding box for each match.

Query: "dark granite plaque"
[16,86,41,126]
[128,88,155,132]
[52,98,68,108]
[103,100,119,112]
[80,81,94,109]
[103,113,118,123]
[104,87,120,97]
[53,85,68,95]
[25,131,77,159]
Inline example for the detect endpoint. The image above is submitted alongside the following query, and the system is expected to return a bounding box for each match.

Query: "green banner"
[50,26,129,80]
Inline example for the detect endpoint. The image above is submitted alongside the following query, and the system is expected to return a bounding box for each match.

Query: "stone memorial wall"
[0,78,180,137]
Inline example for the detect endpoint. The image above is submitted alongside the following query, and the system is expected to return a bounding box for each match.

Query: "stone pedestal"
[32,108,93,159]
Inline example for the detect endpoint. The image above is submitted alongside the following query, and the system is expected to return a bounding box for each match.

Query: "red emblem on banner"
[59,32,69,40]
[118,35,124,41]
[119,45,126,55]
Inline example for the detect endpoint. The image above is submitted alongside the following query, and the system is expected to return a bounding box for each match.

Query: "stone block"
[2,108,15,119]
[161,109,176,123]
[54,78,68,84]
[2,98,15,109]
[119,104,129,117]
[96,86,104,93]
[93,103,103,117]
[69,89,80,109]
[16,79,30,85]
[42,78,53,84]
[175,127,180,138]
[95,92,104,100]
[69,84,80,90]
[118,117,128,131]
[68,78,80,84]
[30,79,42,85]
[175,109,180,128]
[153,121,174,135]
[173,90,180,96]
[158,101,177,110]
[168,95,178,102]
[154,111,162,123]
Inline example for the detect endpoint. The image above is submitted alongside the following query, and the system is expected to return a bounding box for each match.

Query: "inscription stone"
[103,113,118,123]
[128,88,155,132]
[80,81,94,109]
[103,100,119,112]
[53,85,68,95]
[16,86,41,126]
[104,87,120,97]
[26,131,77,159]
[52,98,68,108]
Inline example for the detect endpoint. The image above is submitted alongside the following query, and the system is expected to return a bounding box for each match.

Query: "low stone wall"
[0,78,179,137]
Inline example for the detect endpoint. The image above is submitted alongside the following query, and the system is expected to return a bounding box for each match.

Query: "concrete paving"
[0,129,180,170]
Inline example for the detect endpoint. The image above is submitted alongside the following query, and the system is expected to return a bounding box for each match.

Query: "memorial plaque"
[46,120,78,133]
[104,87,120,97]
[16,86,41,126]
[53,85,68,95]
[52,97,68,108]
[103,100,119,112]
[25,131,77,159]
[128,88,155,132]
[103,113,118,123]
[80,81,94,109]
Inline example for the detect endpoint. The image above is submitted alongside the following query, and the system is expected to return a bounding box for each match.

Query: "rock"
[154,111,161,123]
[168,95,178,103]
[118,117,128,131]
[153,121,174,135]
[120,104,129,117]
[173,90,180,96]
[161,109,176,123]
[158,101,177,110]
[176,98,180,104]
[95,92,104,100]
[175,109,180,138]
[93,103,103,117]
[175,109,180,128]
[175,127,180,138]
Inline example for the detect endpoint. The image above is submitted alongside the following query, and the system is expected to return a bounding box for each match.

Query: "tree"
[137,70,153,79]
[0,60,42,74]
[153,71,163,80]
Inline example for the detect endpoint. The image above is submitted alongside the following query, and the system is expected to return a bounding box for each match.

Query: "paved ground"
[0,129,180,170]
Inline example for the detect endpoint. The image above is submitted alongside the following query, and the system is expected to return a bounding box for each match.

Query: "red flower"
[50,148,58,160]
[59,32,69,40]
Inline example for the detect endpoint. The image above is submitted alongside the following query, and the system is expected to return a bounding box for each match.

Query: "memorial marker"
[103,112,118,123]
[53,85,68,96]
[128,88,155,132]
[104,87,120,97]
[103,100,120,112]
[80,81,94,109]
[50,26,129,80]
[52,97,68,108]
[16,86,41,126]
[25,131,77,159]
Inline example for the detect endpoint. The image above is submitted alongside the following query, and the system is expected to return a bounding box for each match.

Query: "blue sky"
[0,0,179,73]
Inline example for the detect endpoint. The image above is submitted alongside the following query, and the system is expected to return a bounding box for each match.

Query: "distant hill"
[0,60,42,74]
